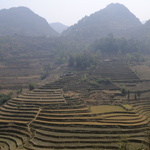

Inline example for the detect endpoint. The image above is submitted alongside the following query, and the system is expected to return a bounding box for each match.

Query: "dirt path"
[27,107,42,137]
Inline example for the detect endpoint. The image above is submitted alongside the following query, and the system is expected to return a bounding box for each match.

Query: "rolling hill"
[0,7,58,37]
[63,3,142,42]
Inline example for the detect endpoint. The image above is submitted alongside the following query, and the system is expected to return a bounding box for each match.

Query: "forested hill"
[63,3,142,42]
[0,7,58,37]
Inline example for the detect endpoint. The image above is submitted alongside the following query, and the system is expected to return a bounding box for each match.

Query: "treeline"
[90,34,143,55]
[67,34,149,69]
[0,33,150,70]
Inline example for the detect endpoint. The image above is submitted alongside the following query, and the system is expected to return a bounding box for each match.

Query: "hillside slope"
[0,7,58,36]
[63,3,142,42]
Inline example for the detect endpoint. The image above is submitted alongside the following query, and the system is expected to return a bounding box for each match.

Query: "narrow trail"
[27,107,42,138]
[21,107,42,149]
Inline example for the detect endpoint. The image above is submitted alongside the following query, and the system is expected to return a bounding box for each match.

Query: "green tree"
[137,91,141,99]
[121,88,127,96]
[29,82,36,91]
[68,52,95,69]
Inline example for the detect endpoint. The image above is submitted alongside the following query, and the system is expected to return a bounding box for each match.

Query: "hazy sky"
[0,0,149,26]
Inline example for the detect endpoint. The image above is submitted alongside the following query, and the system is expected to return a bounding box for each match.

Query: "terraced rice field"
[0,60,150,150]
[0,56,60,90]
[0,86,149,150]
[0,58,42,90]
[92,61,140,82]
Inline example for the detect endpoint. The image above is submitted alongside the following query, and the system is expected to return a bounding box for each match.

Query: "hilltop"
[63,3,142,42]
[0,7,58,36]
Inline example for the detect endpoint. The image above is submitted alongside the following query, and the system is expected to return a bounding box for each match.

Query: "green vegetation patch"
[0,92,13,105]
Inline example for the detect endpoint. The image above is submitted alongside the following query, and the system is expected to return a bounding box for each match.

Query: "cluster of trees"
[68,52,95,69]
[90,34,142,55]
[0,33,150,68]
[67,34,149,69]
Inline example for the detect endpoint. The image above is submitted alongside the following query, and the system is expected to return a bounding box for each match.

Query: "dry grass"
[64,91,80,98]
[102,90,121,94]
[90,105,125,113]
[121,104,133,111]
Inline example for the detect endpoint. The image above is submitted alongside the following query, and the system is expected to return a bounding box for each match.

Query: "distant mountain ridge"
[0,7,58,36]
[50,22,68,33]
[0,4,149,42]
[63,3,142,42]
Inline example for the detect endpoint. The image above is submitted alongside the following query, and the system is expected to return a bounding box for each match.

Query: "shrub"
[40,71,49,80]
[0,92,13,105]
[17,89,22,94]
[137,91,141,99]
[121,88,127,96]
[29,82,36,91]
[97,78,111,84]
